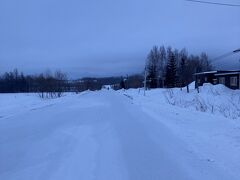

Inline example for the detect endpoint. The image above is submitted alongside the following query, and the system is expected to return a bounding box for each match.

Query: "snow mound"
[164,83,240,119]
[201,83,232,94]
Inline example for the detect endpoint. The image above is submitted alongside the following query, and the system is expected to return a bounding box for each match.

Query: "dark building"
[194,70,240,90]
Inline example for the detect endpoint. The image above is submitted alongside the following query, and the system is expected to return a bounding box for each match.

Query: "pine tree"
[158,46,167,87]
[165,50,177,88]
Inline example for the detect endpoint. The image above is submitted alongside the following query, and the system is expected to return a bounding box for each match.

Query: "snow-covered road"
[0,91,239,180]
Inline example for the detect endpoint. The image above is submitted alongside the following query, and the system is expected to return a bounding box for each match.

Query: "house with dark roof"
[193,70,240,90]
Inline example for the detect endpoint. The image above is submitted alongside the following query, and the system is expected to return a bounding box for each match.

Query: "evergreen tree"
[165,49,177,88]
[158,46,167,87]
[146,46,160,88]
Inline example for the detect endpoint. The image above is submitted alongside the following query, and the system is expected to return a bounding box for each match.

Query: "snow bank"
[123,83,240,120]
[164,83,240,119]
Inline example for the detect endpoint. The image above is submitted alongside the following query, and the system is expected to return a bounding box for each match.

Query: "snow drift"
[163,83,240,119]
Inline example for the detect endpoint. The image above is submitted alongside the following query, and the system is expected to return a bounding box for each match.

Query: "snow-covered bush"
[164,83,240,119]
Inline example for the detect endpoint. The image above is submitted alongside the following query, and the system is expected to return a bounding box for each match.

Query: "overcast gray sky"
[0,0,239,78]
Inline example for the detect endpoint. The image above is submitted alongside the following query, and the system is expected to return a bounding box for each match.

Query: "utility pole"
[144,67,147,96]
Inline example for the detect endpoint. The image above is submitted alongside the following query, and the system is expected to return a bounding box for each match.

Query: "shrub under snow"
[164,83,240,119]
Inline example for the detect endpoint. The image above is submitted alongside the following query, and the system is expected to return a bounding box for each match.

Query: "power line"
[185,0,240,7]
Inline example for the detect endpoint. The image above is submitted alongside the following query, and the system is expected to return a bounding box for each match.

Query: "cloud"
[0,0,239,77]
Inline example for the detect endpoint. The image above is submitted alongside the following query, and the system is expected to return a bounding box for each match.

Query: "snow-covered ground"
[1,86,240,180]
[164,83,240,119]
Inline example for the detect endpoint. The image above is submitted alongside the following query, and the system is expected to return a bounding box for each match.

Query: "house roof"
[193,71,217,76]
[215,72,240,76]
[194,70,240,76]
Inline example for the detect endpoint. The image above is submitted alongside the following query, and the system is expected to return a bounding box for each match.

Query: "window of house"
[204,77,208,82]
[197,79,201,84]
[219,77,225,85]
[230,77,238,86]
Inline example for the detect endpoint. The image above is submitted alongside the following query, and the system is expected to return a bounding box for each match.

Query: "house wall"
[216,74,240,90]
[194,71,240,90]
[195,74,216,88]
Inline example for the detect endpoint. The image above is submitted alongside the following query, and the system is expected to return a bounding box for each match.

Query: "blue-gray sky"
[0,0,239,78]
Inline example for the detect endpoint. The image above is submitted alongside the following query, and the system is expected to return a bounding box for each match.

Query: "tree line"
[0,69,68,98]
[0,46,212,95]
[0,69,143,96]
[145,45,212,92]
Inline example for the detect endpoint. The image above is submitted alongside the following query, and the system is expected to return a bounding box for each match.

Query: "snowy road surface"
[0,91,240,180]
